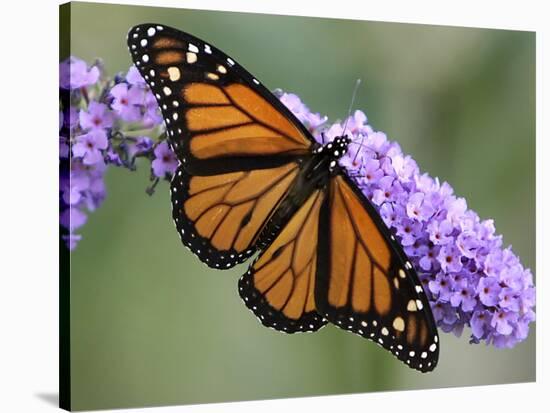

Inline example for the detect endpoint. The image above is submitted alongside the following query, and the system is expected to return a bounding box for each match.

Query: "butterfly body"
[245,135,353,253]
[127,24,440,372]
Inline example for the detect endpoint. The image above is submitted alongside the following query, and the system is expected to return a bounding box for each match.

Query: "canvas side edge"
[59,2,72,411]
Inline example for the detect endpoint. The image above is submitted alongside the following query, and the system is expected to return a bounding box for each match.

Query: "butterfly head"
[322,135,351,171]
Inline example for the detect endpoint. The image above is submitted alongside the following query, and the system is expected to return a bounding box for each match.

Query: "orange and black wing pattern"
[315,175,439,372]
[127,24,314,175]
[238,190,327,333]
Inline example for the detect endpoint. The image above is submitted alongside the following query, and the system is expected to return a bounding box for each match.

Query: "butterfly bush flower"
[79,101,114,130]
[109,83,144,122]
[152,141,179,178]
[72,129,109,165]
[59,57,169,250]
[59,56,100,89]
[278,92,535,349]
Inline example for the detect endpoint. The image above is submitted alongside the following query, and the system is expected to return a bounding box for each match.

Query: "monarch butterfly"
[127,23,439,372]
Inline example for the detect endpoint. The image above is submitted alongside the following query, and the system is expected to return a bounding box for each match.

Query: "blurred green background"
[67,2,536,411]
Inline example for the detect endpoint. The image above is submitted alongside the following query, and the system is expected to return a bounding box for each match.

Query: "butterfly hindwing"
[238,190,328,333]
[315,174,439,372]
[171,162,301,268]
[127,24,315,175]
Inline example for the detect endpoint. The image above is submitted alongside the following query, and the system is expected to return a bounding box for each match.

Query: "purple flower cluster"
[59,57,176,250]
[278,92,535,348]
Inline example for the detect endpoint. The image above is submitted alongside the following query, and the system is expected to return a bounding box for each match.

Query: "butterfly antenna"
[341,78,362,138]
[351,134,365,166]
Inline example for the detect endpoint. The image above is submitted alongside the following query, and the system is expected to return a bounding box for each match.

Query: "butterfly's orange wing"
[315,175,439,372]
[238,190,327,332]
[127,24,313,174]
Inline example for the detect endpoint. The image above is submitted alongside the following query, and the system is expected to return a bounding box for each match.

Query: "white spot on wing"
[392,317,405,331]
[167,66,181,81]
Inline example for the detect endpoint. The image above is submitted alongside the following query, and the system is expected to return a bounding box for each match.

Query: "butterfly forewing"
[315,175,439,372]
[127,24,314,175]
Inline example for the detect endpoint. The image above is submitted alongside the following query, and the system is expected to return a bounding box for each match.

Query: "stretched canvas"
[59,2,536,411]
